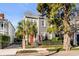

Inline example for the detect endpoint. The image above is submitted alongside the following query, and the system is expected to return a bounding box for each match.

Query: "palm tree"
[17,20,25,49]
[16,19,37,48]
[16,19,31,49]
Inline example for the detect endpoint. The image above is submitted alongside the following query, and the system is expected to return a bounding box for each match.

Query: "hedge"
[50,37,63,45]
[0,34,10,49]
[42,37,63,45]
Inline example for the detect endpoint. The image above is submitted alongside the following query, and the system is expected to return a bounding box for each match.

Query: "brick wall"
[0,14,4,20]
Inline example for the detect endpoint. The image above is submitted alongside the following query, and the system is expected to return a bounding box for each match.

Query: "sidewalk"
[0,43,50,56]
[1,44,79,56]
[1,48,79,56]
[0,49,18,56]
[0,48,48,56]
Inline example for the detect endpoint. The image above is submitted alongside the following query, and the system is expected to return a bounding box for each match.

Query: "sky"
[1,3,79,29]
[0,3,38,29]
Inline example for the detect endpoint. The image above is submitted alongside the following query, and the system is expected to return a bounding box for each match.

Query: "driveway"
[0,49,19,56]
[0,44,21,56]
[5,44,21,49]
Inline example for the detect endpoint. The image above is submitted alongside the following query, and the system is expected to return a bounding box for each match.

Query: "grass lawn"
[47,46,79,52]
[47,48,65,51]
[25,44,63,48]
[71,47,79,50]
[39,45,63,48]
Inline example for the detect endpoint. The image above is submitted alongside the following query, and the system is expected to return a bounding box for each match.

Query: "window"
[1,23,3,27]
[42,20,46,27]
[42,21,44,26]
[31,19,34,23]
[0,22,3,29]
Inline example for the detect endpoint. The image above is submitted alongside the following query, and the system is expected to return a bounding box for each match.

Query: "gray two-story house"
[24,14,55,41]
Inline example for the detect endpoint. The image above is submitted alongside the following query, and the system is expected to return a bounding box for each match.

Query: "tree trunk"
[63,19,71,50]
[63,33,71,51]
[63,18,71,51]
[25,35,28,46]
[22,33,26,49]
[63,4,72,51]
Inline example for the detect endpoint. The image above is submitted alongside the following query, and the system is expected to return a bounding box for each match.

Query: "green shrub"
[50,37,63,45]
[42,37,63,45]
[51,37,59,41]
[0,34,10,48]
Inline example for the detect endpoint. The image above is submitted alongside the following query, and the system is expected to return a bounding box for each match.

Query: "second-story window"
[0,22,3,29]
[1,23,3,27]
[42,21,44,26]
[42,20,46,27]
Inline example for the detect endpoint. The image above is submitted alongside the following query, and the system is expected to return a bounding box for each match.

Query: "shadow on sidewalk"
[45,48,61,56]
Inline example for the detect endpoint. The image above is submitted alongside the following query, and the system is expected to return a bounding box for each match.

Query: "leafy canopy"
[37,3,75,33]
[16,19,38,39]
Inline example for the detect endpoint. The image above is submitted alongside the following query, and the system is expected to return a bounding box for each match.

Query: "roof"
[0,18,15,30]
[25,14,45,19]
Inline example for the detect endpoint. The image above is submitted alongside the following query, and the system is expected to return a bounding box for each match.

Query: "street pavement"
[1,44,79,56]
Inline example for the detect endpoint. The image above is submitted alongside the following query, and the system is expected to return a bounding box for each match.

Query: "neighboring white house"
[0,14,15,44]
[24,14,55,40]
[8,21,15,44]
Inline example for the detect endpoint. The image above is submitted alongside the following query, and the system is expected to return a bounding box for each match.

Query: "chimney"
[0,14,4,20]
